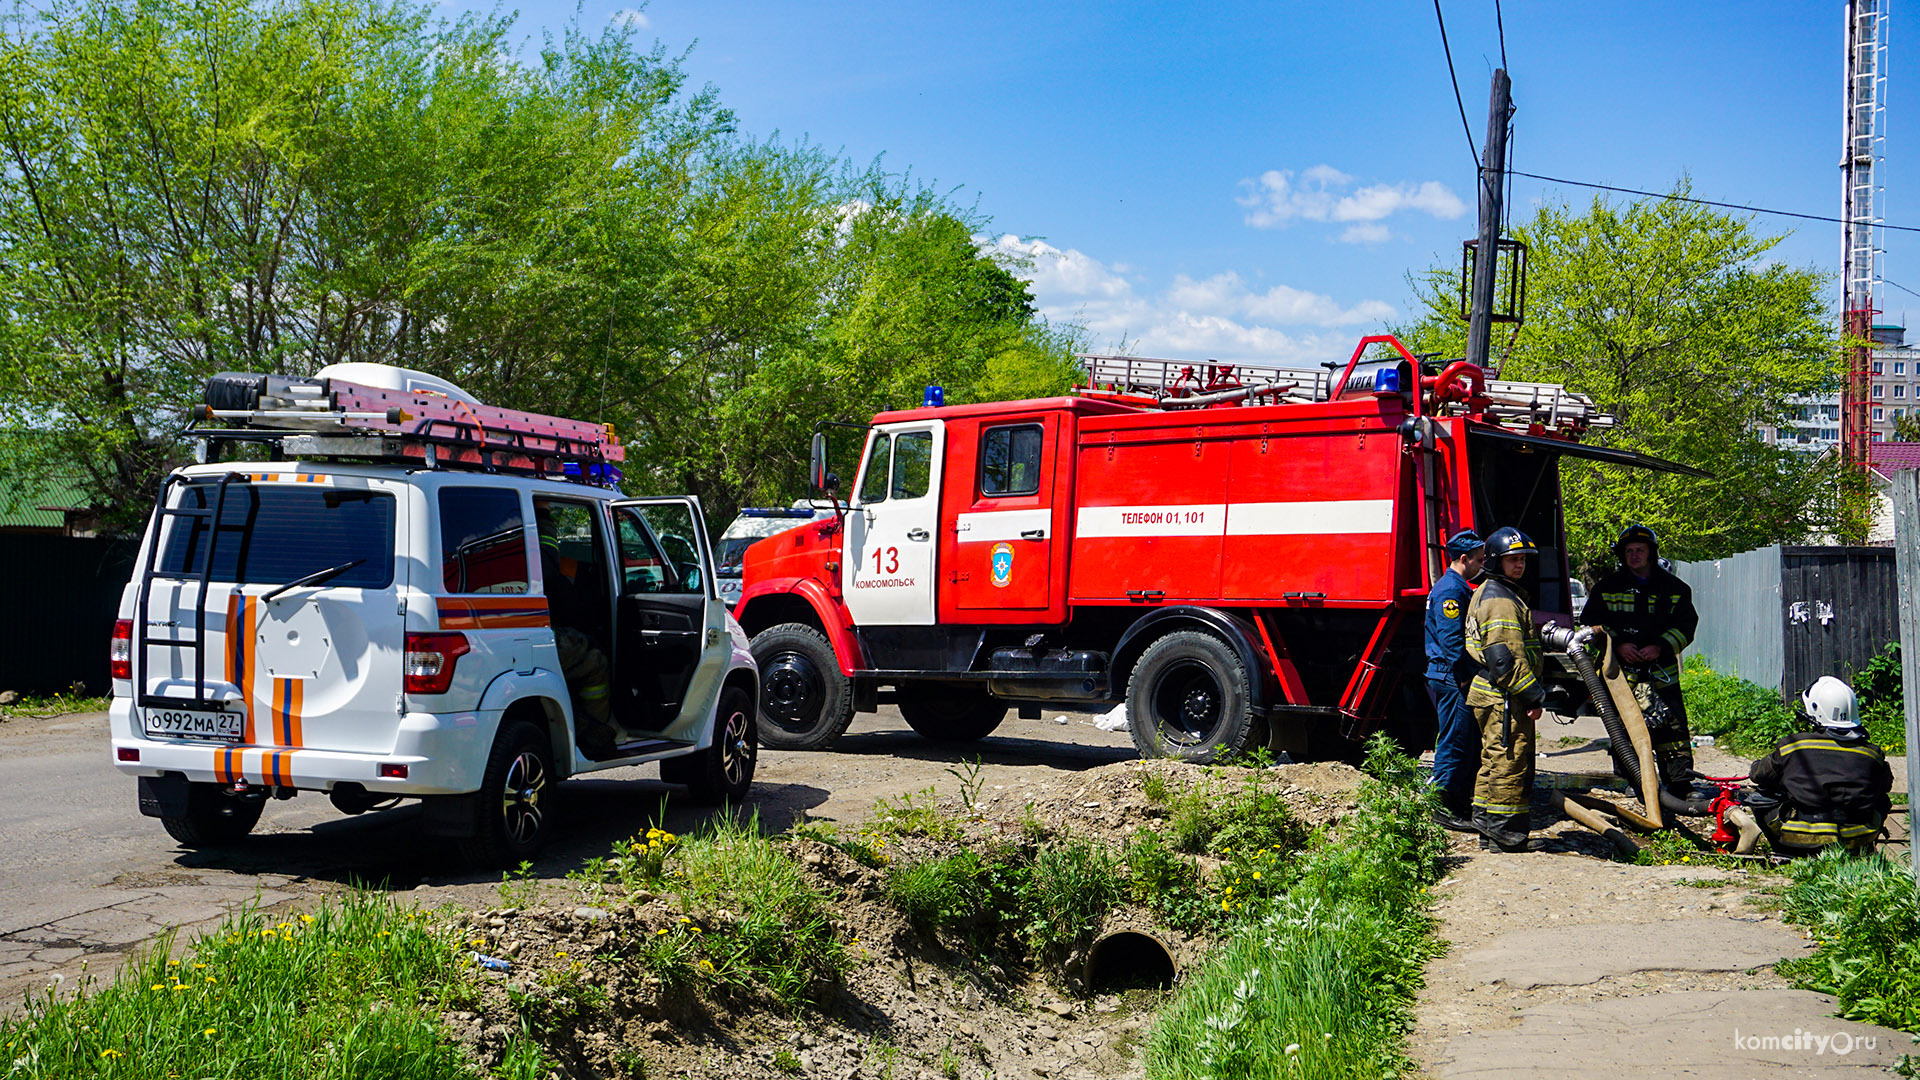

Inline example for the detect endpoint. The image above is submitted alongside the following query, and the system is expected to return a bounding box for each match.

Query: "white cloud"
[1237,166,1467,241]
[988,236,1395,366]
[609,8,650,29]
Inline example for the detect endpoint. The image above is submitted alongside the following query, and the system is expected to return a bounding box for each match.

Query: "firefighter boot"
[1432,787,1476,833]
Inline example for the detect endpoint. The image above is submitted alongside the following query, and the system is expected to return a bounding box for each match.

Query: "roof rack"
[183,365,624,481]
[1076,349,1612,433]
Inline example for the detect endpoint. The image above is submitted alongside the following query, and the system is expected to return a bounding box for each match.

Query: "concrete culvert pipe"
[1084,930,1177,992]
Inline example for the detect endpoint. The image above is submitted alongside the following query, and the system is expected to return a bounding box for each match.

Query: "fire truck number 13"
[870,546,900,574]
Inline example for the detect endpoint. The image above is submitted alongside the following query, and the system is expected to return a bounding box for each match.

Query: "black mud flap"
[137,774,190,819]
[419,793,479,838]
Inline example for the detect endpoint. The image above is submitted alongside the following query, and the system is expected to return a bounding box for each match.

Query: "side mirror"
[810,433,833,494]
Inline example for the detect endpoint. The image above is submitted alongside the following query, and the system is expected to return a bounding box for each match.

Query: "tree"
[1396,185,1845,574]
[1893,413,1920,442]
[0,0,1080,528]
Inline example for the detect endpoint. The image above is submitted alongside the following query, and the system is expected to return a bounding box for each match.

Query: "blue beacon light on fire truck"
[923,385,945,408]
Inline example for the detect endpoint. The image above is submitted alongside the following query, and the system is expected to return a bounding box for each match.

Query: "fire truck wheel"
[160,783,264,848]
[751,623,856,750]
[457,721,554,867]
[897,685,1008,743]
[661,684,758,803]
[1126,630,1266,764]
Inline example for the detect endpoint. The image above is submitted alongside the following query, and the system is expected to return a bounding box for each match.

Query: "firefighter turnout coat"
[1578,565,1698,686]
[1748,730,1894,851]
[1462,574,1545,846]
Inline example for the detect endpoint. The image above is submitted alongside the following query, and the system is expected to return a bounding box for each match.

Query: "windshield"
[157,481,396,589]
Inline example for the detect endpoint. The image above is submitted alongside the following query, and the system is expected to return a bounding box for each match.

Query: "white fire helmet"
[1800,676,1861,733]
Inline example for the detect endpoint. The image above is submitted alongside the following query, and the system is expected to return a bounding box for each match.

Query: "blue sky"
[488,1,1885,365]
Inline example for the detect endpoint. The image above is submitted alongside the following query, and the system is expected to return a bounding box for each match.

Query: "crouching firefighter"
[1578,524,1700,795]
[1725,677,1894,855]
[1463,527,1547,852]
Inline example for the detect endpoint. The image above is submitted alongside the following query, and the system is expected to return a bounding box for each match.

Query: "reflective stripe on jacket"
[1464,575,1545,708]
[1577,565,1697,686]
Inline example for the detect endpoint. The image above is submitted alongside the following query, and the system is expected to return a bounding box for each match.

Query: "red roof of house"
[1869,441,1920,478]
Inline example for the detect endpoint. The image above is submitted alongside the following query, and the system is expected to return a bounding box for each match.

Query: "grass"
[1683,645,1907,757]
[0,691,109,720]
[1681,656,1800,757]
[572,812,847,1009]
[0,895,546,1079]
[1776,848,1920,1033]
[1142,735,1448,1080]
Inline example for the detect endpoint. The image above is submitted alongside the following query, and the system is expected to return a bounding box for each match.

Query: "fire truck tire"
[160,783,264,848]
[661,684,758,803]
[457,721,555,867]
[896,685,1007,743]
[751,623,856,750]
[1126,631,1267,764]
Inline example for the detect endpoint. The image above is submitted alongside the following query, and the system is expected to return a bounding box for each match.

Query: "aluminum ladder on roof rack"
[1076,352,1611,429]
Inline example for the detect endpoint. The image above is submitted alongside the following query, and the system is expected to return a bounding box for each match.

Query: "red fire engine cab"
[734,335,1704,762]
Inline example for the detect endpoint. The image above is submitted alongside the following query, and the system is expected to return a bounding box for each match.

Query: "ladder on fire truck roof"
[1077,350,1612,433]
[182,364,625,479]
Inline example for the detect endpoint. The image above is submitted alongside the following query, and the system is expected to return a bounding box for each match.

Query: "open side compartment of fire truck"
[734,335,1708,763]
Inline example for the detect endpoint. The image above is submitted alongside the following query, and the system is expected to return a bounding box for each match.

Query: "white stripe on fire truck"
[955,508,1052,542]
[1074,500,1394,538]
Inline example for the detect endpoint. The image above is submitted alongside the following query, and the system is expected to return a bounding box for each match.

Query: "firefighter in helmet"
[1463,526,1546,852]
[1577,524,1700,794]
[1725,677,1894,855]
[1425,529,1486,832]
[534,502,628,752]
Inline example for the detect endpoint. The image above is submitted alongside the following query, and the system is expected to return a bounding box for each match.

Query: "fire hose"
[1541,625,1713,821]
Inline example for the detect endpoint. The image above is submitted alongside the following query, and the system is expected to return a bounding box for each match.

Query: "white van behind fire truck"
[108,365,758,865]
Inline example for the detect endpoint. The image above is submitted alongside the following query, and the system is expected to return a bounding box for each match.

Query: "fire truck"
[734,335,1705,762]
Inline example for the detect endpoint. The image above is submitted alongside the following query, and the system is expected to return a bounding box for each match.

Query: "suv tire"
[1127,630,1267,764]
[897,684,1007,743]
[161,782,265,848]
[458,721,555,867]
[661,684,757,804]
[751,623,855,750]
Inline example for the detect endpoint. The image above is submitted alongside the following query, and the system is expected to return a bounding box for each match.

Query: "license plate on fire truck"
[143,707,244,742]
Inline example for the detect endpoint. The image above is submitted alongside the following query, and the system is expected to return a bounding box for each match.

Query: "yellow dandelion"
[193,964,206,970]
[205,976,216,983]
[470,938,486,948]
[171,984,188,992]
[260,930,275,939]
[1252,872,1262,881]
[100,1049,122,1059]
[698,960,714,973]
[378,931,390,938]
[151,984,165,991]
[203,1028,217,1036]
[1221,900,1231,912]
[168,959,181,966]
[554,951,568,959]
[300,915,315,924]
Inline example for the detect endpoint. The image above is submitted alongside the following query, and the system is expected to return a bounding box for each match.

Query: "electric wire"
[1882,277,1920,302]
[1432,0,1480,169]
[1495,0,1508,71]
[1508,169,1920,235]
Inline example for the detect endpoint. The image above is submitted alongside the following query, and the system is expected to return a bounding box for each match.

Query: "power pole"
[1466,69,1513,370]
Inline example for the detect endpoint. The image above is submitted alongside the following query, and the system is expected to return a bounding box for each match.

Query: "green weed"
[0,691,109,720]
[1777,849,1920,1032]
[1681,656,1801,757]
[1851,641,1908,754]
[1123,828,1212,933]
[0,896,542,1079]
[1021,838,1124,957]
[498,861,540,908]
[945,757,987,816]
[773,1047,802,1073]
[888,851,990,931]
[1143,735,1447,1080]
[870,786,959,841]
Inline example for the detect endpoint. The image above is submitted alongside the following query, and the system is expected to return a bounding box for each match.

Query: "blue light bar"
[561,462,624,484]
[924,385,945,408]
[740,507,817,518]
[1372,367,1401,393]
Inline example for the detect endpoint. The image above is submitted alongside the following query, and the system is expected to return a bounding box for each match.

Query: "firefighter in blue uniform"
[1425,530,1485,831]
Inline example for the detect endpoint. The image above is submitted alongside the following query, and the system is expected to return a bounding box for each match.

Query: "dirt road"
[0,706,1133,1009]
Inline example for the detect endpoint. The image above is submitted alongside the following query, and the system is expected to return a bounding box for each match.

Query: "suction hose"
[1540,625,1711,819]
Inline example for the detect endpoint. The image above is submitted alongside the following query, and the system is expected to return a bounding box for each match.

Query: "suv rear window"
[158,482,396,589]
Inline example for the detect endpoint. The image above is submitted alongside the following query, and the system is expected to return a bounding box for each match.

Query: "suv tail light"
[404,632,470,694]
[110,619,133,681]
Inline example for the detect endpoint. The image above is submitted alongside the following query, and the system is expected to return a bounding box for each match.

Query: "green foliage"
[1777,849,1920,1032]
[1021,839,1124,957]
[868,786,960,841]
[887,851,992,931]
[1144,735,1447,1080]
[1397,185,1845,573]
[1153,767,1306,857]
[0,896,541,1079]
[0,692,110,720]
[1680,655,1801,757]
[1851,641,1908,754]
[1123,828,1212,933]
[0,0,1081,528]
[572,814,845,1009]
